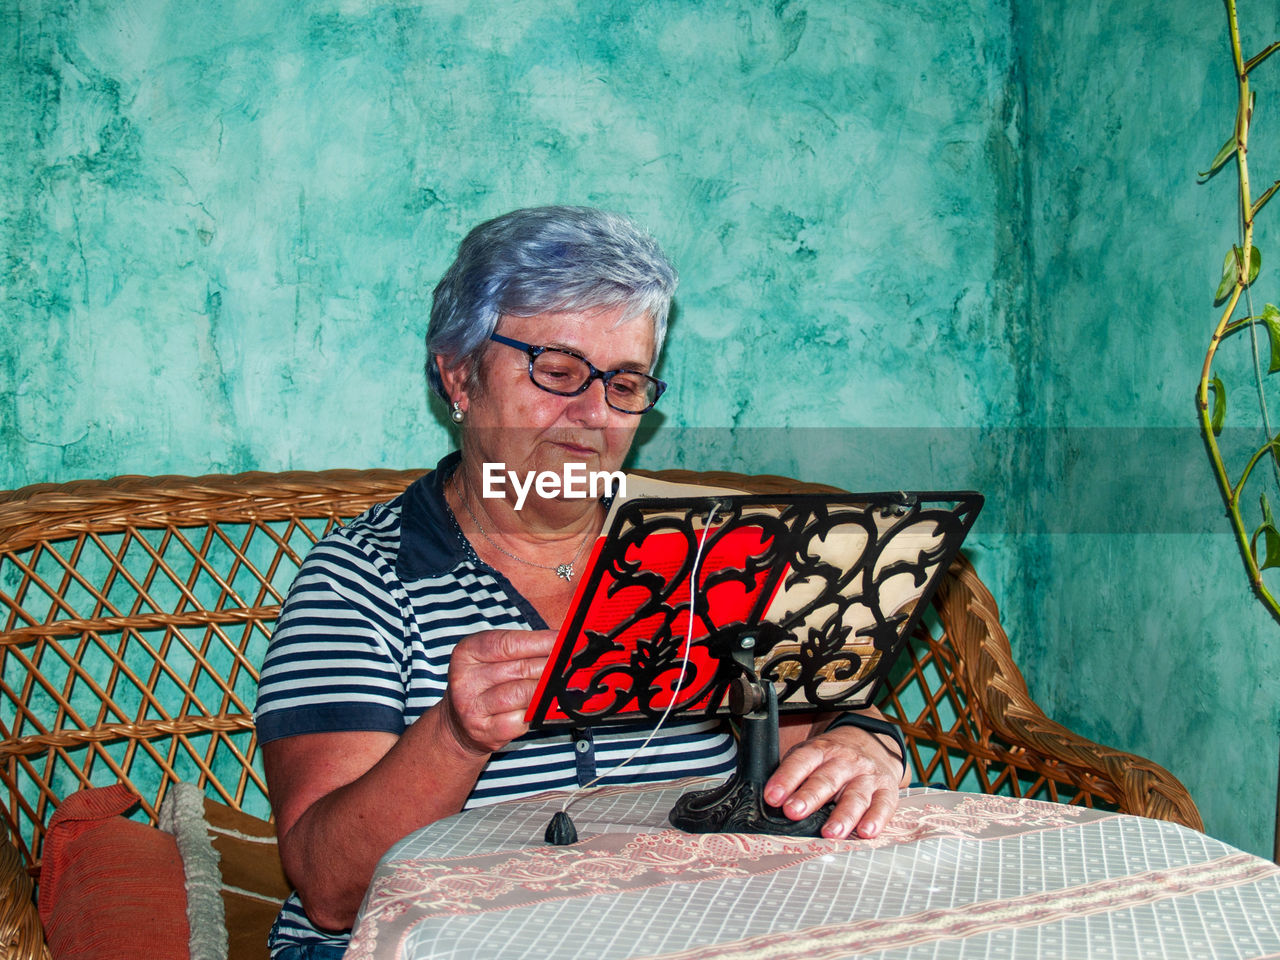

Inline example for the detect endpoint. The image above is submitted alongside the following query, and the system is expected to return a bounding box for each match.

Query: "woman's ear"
[435,354,469,413]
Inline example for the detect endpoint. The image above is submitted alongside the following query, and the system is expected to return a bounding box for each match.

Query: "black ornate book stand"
[528,490,983,836]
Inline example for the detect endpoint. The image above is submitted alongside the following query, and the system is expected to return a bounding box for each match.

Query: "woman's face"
[441,305,656,501]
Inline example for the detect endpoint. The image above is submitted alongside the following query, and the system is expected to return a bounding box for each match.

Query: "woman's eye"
[609,376,643,397]
[536,358,581,383]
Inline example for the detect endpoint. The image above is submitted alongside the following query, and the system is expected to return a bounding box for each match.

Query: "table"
[345,779,1280,959]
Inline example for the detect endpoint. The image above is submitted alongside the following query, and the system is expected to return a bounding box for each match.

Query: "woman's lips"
[554,441,598,457]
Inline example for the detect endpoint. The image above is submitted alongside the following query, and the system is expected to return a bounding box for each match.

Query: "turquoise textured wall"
[1016,0,1280,859]
[2,0,1277,856]
[2,0,1023,483]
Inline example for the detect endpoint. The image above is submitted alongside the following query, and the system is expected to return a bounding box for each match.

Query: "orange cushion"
[39,783,190,960]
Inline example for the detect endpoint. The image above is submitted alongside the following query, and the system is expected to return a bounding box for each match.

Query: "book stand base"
[669,668,831,837]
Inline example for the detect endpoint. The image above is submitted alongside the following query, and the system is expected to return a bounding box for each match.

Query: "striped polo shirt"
[254,451,738,954]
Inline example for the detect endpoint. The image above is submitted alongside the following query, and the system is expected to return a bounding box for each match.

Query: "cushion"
[159,783,227,960]
[38,782,190,960]
[202,799,290,960]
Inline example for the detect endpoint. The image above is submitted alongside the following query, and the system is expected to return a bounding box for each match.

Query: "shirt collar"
[395,449,620,581]
[396,450,470,581]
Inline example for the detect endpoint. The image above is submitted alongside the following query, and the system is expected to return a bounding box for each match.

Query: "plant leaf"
[1215,245,1263,304]
[1200,134,1236,180]
[1263,304,1280,374]
[1209,375,1227,435]
[1251,494,1280,569]
[1253,523,1280,570]
[1216,247,1240,303]
[1255,492,1280,570]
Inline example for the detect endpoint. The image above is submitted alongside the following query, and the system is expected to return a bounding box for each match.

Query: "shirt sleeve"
[254,532,412,743]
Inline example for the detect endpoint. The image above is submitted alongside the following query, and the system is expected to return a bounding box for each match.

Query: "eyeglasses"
[488,333,667,414]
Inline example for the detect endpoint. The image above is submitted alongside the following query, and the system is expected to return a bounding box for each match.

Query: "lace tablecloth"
[346,780,1280,960]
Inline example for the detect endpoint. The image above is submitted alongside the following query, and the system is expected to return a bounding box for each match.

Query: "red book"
[524,478,982,727]
[526,476,770,724]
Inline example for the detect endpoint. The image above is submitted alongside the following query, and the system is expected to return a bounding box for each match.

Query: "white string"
[560,502,723,815]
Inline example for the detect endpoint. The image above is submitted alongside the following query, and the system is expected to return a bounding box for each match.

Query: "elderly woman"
[254,206,907,959]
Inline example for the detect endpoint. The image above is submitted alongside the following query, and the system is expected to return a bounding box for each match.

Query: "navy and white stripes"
[254,456,737,956]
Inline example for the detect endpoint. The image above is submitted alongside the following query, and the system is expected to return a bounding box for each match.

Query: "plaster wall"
[1018,0,1280,858]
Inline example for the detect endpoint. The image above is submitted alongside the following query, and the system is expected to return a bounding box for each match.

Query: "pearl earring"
[450,401,465,423]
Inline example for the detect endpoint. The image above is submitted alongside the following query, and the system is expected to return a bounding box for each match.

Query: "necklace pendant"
[555,563,574,581]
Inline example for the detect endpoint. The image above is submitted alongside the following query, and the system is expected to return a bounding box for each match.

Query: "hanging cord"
[545,502,722,843]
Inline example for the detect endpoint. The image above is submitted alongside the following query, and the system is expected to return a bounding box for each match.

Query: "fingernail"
[823,819,846,839]
[786,799,808,816]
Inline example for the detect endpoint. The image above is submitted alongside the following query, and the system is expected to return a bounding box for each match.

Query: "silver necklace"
[456,478,595,581]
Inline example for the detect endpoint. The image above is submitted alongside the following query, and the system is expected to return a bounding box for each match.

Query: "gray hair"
[426,206,677,401]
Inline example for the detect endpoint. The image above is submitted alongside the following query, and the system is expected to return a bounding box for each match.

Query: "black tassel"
[544,810,578,845]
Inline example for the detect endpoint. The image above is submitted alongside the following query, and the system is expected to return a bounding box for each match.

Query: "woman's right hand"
[263,628,555,930]
[439,628,557,756]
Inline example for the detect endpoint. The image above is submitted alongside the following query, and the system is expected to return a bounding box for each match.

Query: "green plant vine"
[1198,0,1280,621]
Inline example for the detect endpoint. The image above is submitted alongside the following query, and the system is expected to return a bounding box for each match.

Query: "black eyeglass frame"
[488,333,668,414]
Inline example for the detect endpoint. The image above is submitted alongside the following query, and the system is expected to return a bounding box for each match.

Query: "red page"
[527,523,784,723]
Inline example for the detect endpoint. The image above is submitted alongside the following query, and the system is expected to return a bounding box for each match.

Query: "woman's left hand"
[763,718,905,840]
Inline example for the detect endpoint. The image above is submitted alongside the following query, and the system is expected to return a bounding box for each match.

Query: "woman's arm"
[769,706,908,841]
[263,628,555,931]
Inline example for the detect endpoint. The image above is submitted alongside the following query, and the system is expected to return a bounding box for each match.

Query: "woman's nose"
[565,377,611,426]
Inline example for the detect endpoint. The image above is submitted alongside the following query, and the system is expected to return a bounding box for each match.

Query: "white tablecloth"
[347,779,1280,960]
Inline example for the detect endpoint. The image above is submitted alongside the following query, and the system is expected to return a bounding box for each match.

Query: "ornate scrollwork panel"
[528,492,982,728]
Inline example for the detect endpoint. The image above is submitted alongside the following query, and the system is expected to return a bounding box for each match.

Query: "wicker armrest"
[894,554,1203,830]
[0,833,48,960]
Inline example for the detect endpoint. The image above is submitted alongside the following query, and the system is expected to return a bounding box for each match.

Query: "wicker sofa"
[0,467,1203,960]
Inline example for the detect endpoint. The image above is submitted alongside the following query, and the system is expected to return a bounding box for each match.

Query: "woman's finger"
[824,782,898,839]
[461,629,557,664]
[764,729,903,832]
[762,738,829,809]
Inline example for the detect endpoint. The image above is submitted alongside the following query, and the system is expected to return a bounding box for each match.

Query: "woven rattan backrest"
[0,466,1201,872]
[0,469,426,868]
